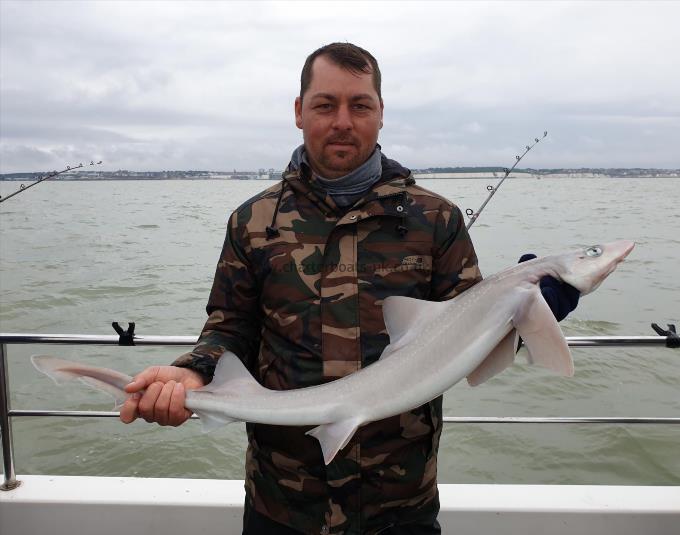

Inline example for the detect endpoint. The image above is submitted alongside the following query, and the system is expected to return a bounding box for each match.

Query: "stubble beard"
[310,143,374,179]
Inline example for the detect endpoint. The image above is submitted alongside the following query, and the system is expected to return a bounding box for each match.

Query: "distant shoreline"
[2,176,680,182]
[2,168,679,181]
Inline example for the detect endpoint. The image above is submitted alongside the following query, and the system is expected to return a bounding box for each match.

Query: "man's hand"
[519,253,580,321]
[119,366,206,426]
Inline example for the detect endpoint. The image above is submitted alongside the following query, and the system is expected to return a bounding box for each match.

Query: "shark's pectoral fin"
[467,328,518,386]
[513,289,574,376]
[306,418,361,465]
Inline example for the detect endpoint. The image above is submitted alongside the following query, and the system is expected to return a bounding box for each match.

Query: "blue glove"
[518,253,580,321]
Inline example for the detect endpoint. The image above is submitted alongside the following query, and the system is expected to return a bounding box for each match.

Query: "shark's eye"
[586,245,603,257]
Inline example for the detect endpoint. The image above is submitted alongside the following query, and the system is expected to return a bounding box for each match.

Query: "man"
[121,43,578,534]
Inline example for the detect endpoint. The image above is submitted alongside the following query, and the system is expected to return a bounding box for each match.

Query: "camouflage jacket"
[174,154,481,534]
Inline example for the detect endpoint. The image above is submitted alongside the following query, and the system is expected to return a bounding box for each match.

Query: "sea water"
[1,177,678,484]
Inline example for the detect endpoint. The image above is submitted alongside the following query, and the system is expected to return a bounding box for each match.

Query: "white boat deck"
[2,475,679,534]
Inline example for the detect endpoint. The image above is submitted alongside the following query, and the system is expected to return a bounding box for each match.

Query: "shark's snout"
[607,240,635,274]
[614,240,635,261]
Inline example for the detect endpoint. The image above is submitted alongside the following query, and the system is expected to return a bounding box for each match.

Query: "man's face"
[295,55,383,179]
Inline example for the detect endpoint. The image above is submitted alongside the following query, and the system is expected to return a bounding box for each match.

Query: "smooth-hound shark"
[33,240,634,464]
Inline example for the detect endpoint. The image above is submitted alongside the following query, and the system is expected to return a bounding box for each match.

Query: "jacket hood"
[264,151,414,240]
[379,154,411,183]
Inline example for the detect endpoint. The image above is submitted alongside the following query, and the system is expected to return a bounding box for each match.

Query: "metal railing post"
[0,343,20,490]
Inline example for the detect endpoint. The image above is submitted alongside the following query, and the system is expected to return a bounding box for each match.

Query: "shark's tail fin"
[31,355,134,409]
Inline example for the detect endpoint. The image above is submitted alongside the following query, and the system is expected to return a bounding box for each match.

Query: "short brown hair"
[300,42,382,101]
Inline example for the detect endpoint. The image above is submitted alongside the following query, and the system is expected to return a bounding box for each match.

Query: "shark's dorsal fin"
[466,328,518,386]
[513,289,574,376]
[191,351,265,433]
[195,351,267,396]
[381,296,446,358]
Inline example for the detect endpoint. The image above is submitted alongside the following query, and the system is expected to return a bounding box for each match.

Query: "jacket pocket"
[358,241,433,300]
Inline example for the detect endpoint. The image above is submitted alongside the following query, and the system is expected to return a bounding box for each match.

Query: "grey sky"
[1,1,679,173]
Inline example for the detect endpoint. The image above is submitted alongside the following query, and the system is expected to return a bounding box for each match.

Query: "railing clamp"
[112,322,136,346]
[651,323,679,349]
[1,480,21,491]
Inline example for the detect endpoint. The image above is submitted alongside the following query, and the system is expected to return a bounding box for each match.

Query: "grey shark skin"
[32,240,635,465]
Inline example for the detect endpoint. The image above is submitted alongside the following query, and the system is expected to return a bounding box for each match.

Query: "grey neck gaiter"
[290,144,383,208]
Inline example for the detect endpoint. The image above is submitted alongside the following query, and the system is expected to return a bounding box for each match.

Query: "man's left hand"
[518,253,580,321]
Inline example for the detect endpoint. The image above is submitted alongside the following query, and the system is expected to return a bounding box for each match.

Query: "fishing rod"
[0,160,103,204]
[465,131,548,230]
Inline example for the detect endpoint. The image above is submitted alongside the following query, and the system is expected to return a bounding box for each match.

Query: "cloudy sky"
[1,1,679,173]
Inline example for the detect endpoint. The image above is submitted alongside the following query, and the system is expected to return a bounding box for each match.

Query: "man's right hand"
[119,366,206,426]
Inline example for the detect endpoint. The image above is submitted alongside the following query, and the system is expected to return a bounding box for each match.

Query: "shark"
[32,240,634,464]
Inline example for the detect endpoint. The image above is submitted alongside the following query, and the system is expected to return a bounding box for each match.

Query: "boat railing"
[1,331,678,491]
